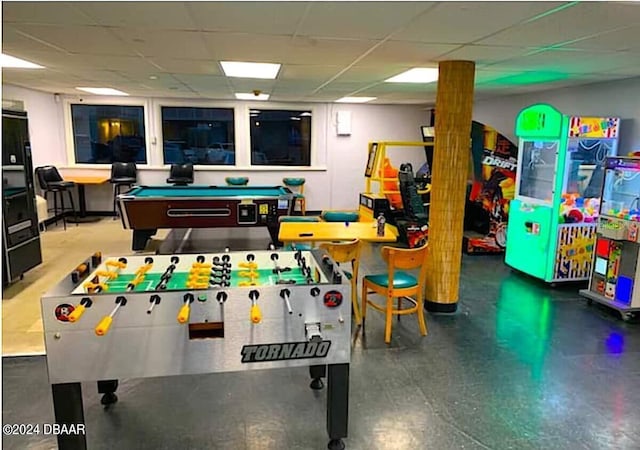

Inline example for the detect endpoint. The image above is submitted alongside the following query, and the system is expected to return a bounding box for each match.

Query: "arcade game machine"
[505,104,620,283]
[358,142,433,227]
[463,121,518,254]
[580,157,640,320]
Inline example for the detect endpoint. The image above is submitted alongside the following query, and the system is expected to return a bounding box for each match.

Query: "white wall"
[326,103,429,210]
[2,84,66,167]
[473,76,640,155]
[2,84,429,212]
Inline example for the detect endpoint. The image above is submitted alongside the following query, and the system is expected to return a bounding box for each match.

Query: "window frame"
[63,96,152,167]
[247,106,315,168]
[62,96,328,171]
[242,103,325,170]
[154,99,242,170]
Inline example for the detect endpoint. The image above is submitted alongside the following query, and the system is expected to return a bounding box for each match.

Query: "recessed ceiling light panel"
[335,97,377,103]
[235,92,270,101]
[385,68,438,83]
[76,87,130,96]
[221,61,281,79]
[1,53,44,69]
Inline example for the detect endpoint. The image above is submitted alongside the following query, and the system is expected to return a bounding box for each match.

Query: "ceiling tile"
[295,2,436,40]
[145,58,221,76]
[171,74,231,89]
[485,48,640,74]
[270,80,322,95]
[76,2,197,30]
[200,33,377,66]
[227,79,277,93]
[2,1,638,104]
[2,27,63,54]
[357,41,458,67]
[334,65,412,84]
[2,2,97,26]
[13,24,138,56]
[59,55,161,72]
[562,25,640,52]
[111,29,211,59]
[187,2,309,35]
[394,2,568,44]
[434,45,539,64]
[279,65,343,82]
[479,2,640,47]
[363,82,438,95]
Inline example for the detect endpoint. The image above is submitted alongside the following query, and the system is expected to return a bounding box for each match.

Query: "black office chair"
[166,163,194,186]
[34,165,78,230]
[110,162,137,218]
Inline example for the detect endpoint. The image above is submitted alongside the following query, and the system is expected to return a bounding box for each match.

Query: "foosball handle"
[250,303,262,324]
[177,303,191,324]
[68,304,86,323]
[95,316,113,336]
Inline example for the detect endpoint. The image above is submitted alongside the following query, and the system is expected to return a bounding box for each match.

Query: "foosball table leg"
[97,379,119,406]
[309,364,326,390]
[52,382,87,450]
[326,363,349,450]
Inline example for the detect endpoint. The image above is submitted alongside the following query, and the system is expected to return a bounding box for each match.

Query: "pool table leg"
[132,229,157,251]
[267,224,282,248]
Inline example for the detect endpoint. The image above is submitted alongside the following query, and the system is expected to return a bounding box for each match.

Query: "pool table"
[118,185,294,250]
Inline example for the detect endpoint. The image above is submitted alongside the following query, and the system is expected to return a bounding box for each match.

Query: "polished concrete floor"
[3,222,640,449]
[2,219,168,355]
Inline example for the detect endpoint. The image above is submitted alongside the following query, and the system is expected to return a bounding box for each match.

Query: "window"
[71,104,146,164]
[162,107,235,165]
[250,109,311,166]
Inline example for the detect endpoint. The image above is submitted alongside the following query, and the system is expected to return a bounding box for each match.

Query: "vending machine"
[505,104,619,283]
[580,157,640,320]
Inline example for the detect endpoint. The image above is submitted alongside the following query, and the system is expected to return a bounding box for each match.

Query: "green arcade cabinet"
[505,104,620,283]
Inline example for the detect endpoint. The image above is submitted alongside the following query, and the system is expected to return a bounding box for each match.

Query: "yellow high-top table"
[279,221,398,244]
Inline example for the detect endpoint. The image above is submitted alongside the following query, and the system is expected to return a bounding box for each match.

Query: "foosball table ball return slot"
[188,321,225,339]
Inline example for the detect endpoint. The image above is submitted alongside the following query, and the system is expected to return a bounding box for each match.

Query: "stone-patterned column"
[425,60,476,312]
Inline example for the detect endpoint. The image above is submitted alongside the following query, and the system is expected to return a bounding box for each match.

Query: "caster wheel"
[310,378,324,390]
[101,392,118,406]
[586,299,593,306]
[328,439,345,450]
[622,312,634,322]
[20,274,24,280]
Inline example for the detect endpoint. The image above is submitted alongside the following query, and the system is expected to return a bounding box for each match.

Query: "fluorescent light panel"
[76,87,129,96]
[221,61,281,79]
[1,53,44,69]
[335,97,376,103]
[235,93,270,101]
[386,68,438,83]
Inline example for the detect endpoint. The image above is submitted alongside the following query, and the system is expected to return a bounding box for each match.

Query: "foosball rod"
[147,295,161,314]
[155,256,179,290]
[280,288,293,315]
[95,296,127,336]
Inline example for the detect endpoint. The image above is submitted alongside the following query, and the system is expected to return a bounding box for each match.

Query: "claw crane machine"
[505,104,619,283]
[580,157,640,320]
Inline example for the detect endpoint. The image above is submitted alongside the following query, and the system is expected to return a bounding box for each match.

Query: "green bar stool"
[283,177,306,215]
[226,177,249,186]
[321,211,360,223]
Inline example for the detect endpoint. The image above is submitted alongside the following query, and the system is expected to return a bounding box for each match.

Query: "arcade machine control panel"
[42,250,351,450]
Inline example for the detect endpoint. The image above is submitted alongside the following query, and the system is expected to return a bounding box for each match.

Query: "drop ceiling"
[2,1,640,104]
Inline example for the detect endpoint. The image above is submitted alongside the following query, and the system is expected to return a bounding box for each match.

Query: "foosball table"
[41,249,351,450]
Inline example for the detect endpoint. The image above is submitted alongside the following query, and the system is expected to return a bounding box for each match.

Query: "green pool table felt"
[126,186,289,198]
